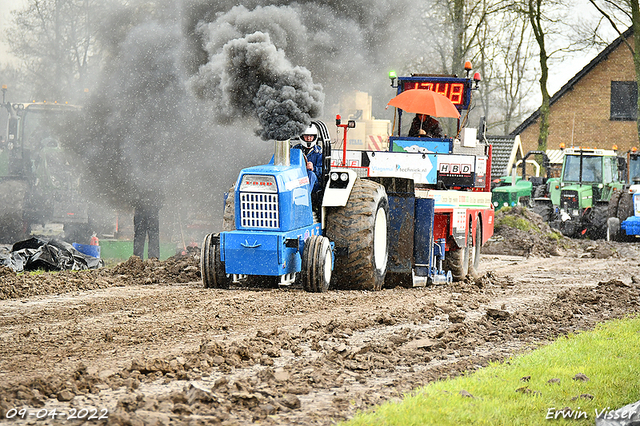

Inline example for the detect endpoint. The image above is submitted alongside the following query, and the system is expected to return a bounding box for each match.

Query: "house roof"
[487,135,522,178]
[510,27,634,137]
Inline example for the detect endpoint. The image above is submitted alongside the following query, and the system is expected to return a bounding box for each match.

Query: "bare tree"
[5,0,112,101]
[499,19,537,133]
[525,0,551,151]
[588,0,640,143]
[507,0,580,151]
[414,0,496,75]
[478,11,537,134]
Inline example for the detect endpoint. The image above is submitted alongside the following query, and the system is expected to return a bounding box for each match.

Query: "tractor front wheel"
[301,235,332,292]
[201,233,230,289]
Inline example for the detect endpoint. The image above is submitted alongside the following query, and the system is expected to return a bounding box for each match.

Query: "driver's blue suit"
[293,144,323,193]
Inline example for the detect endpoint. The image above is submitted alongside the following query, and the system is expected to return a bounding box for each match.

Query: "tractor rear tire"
[0,179,28,243]
[607,217,621,242]
[588,203,609,240]
[445,224,470,282]
[301,235,332,292]
[608,190,621,219]
[201,233,230,289]
[467,220,482,278]
[617,192,635,242]
[617,191,633,222]
[325,178,389,291]
[533,184,547,199]
[532,200,553,222]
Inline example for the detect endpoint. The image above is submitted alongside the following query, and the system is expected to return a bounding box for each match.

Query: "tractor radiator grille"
[239,192,279,229]
[560,190,579,209]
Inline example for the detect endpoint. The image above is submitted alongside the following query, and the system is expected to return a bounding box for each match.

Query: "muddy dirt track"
[1,209,640,426]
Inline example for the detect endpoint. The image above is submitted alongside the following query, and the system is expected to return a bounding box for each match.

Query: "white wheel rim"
[373,206,387,272]
[323,243,332,284]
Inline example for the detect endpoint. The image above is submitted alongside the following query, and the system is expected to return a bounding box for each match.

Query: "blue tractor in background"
[607,149,640,241]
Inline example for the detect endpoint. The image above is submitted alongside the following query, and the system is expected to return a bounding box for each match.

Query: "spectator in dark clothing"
[408,114,443,138]
[133,193,162,259]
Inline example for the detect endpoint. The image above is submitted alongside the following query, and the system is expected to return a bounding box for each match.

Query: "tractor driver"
[408,113,443,138]
[293,124,323,193]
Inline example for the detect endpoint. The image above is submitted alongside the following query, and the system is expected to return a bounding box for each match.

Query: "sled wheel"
[467,219,482,278]
[445,223,470,282]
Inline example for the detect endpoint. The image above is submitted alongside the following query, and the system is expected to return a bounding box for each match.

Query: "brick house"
[511,27,638,155]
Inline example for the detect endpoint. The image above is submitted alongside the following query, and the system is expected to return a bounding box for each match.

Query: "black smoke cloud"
[184,0,420,118]
[191,29,323,140]
[63,0,423,239]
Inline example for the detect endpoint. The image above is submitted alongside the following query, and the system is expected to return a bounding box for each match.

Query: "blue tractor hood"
[234,148,314,232]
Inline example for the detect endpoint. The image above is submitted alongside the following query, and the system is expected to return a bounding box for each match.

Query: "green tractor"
[0,89,95,243]
[532,147,624,239]
[492,151,549,211]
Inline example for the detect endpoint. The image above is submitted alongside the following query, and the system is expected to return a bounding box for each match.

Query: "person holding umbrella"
[386,89,460,138]
[408,113,443,138]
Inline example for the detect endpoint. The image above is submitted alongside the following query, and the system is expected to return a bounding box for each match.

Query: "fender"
[321,169,357,207]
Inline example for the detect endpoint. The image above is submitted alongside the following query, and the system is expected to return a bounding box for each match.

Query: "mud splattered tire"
[608,190,621,219]
[532,184,547,201]
[617,192,633,222]
[445,224,470,282]
[607,217,621,242]
[201,233,230,289]
[301,235,332,293]
[467,220,481,278]
[325,178,389,291]
[532,200,553,222]
[617,192,635,242]
[588,202,609,240]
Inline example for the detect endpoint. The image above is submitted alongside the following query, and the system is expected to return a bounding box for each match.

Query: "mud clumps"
[483,206,572,257]
[0,252,201,300]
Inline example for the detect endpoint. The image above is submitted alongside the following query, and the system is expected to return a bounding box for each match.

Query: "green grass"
[342,316,640,426]
[547,231,562,241]
[495,214,537,233]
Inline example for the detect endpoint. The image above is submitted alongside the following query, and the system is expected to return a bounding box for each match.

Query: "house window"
[611,81,637,121]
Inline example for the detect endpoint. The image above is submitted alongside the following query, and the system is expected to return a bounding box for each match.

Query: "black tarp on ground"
[0,237,103,272]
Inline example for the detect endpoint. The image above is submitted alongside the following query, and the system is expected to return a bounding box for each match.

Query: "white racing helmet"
[300,124,318,148]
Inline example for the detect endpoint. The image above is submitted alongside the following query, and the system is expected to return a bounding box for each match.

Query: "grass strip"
[342,315,640,425]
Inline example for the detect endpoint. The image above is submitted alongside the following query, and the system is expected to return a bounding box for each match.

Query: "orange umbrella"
[387,89,460,118]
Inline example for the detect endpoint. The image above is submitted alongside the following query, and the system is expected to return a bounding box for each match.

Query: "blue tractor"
[201,119,451,292]
[607,150,640,241]
[201,120,392,292]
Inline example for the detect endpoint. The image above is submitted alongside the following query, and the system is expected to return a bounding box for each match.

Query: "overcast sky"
[0,0,26,65]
